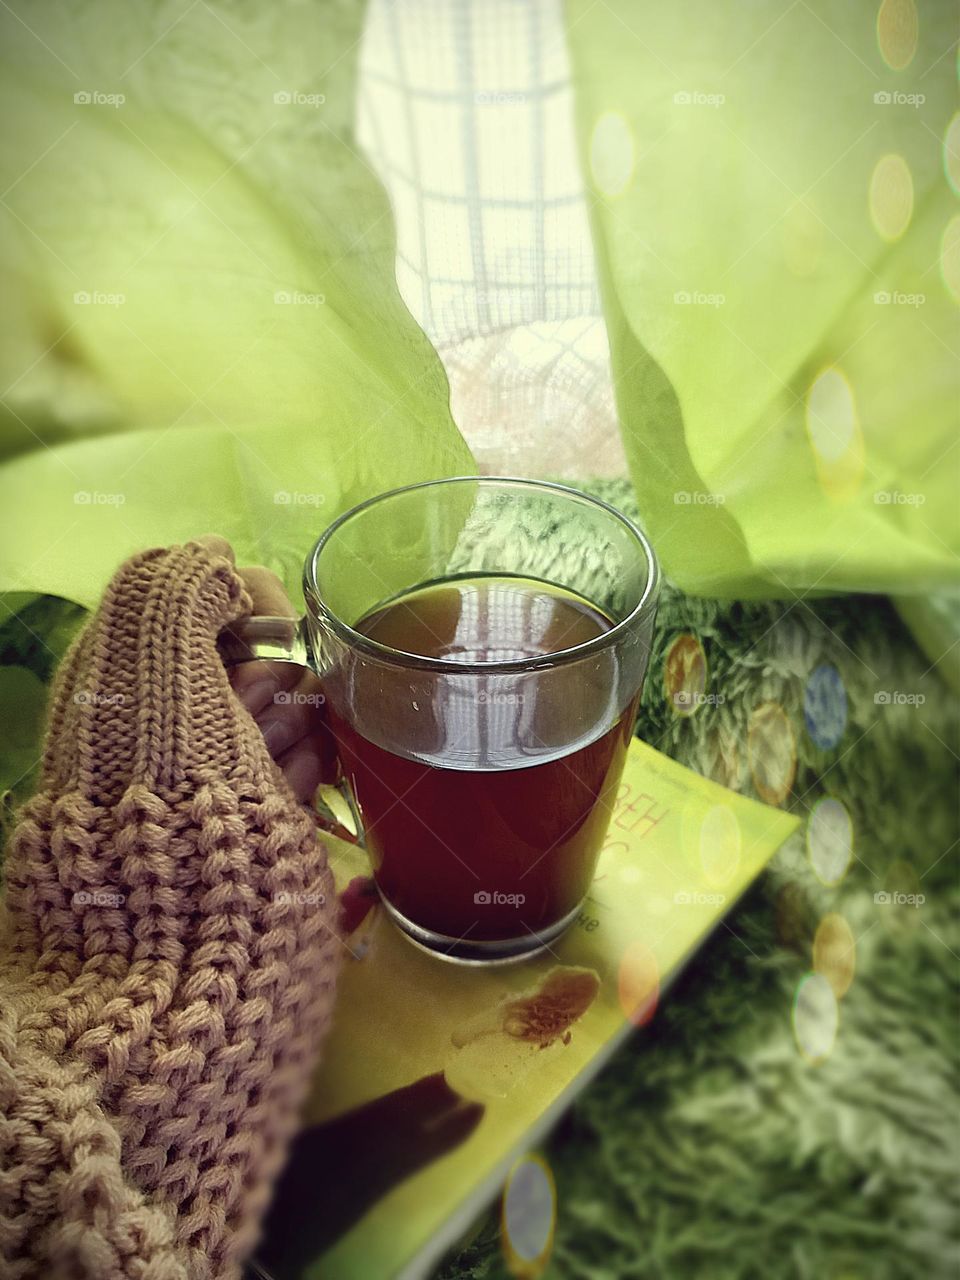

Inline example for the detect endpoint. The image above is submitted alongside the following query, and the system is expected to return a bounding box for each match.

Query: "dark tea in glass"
[328,577,641,952]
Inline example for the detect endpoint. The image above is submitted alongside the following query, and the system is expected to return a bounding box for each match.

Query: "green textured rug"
[0,480,957,1280]
[435,480,959,1280]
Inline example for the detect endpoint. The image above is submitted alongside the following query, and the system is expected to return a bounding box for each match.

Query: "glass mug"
[221,477,659,963]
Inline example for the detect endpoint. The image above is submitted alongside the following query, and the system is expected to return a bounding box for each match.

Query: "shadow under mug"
[220,476,660,964]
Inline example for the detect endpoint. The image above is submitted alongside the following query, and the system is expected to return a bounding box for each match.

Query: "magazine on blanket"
[253,738,797,1280]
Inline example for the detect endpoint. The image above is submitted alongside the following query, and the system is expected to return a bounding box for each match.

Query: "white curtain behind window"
[357,0,626,478]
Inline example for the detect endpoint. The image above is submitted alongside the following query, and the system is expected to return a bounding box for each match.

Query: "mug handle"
[217,614,311,667]
[217,615,361,845]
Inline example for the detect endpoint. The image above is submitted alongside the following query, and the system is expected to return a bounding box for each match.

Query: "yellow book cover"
[255,739,798,1280]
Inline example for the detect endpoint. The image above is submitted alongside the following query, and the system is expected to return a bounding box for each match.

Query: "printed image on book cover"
[255,740,797,1279]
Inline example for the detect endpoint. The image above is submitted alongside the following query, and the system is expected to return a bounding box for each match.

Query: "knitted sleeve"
[0,543,341,1280]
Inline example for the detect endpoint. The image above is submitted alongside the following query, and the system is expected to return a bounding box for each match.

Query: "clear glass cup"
[222,477,659,963]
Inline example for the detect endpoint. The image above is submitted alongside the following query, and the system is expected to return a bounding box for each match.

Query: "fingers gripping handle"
[217,615,361,843]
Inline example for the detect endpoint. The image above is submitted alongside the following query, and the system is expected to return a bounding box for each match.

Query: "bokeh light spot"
[590,111,635,198]
[792,972,839,1064]
[807,797,854,887]
[805,367,857,465]
[747,701,797,806]
[502,1154,556,1277]
[941,214,960,303]
[869,153,914,242]
[664,632,707,716]
[813,913,856,998]
[803,663,847,750]
[618,940,659,1027]
[877,0,918,71]
[699,804,742,887]
[804,364,865,501]
[944,112,960,197]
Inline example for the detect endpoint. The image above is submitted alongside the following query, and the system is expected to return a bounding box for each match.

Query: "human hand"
[198,535,339,803]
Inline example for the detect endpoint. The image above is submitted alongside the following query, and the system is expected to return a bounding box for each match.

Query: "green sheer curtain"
[567,0,959,599]
[0,0,472,609]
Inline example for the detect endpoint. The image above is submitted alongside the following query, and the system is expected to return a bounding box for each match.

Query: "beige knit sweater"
[0,543,341,1280]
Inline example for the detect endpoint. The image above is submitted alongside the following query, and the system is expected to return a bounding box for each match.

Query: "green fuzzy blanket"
[436,480,959,1280]
[1,481,956,1280]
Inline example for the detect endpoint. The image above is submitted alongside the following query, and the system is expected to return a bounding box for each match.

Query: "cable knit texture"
[0,543,341,1280]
